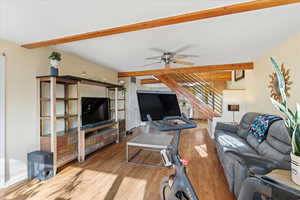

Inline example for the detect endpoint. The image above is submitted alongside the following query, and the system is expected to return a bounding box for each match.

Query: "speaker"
[27,151,54,181]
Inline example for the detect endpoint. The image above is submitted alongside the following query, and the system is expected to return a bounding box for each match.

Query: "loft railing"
[167,73,223,115]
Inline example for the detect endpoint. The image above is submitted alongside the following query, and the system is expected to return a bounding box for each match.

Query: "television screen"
[81,97,110,126]
[137,90,181,121]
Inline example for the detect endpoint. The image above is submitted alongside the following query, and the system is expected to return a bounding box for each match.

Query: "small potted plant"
[269,57,300,185]
[180,100,191,118]
[48,51,62,76]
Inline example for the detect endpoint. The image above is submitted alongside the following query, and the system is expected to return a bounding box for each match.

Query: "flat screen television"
[137,90,181,121]
[81,97,110,126]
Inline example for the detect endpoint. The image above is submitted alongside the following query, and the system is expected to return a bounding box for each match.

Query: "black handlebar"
[146,114,197,132]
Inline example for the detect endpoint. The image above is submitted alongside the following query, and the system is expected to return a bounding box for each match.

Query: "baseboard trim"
[2,173,28,188]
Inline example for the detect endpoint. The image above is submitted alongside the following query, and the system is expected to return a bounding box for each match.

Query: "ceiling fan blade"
[149,48,166,53]
[136,62,161,67]
[176,54,199,58]
[173,60,194,66]
[174,55,189,59]
[173,45,195,54]
[145,56,161,60]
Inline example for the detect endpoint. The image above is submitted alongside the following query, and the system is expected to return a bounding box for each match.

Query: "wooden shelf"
[85,127,116,138]
[37,75,123,88]
[38,76,78,84]
[84,128,118,155]
[41,127,78,137]
[57,152,78,168]
[82,122,117,134]
[110,99,125,101]
[110,109,125,111]
[79,122,119,162]
[40,114,78,120]
[40,98,78,101]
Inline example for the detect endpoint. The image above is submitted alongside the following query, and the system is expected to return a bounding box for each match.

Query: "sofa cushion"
[215,142,236,192]
[215,122,239,134]
[257,120,292,169]
[216,132,257,154]
[237,112,261,139]
[214,129,230,140]
[266,120,291,149]
[257,141,291,169]
[246,134,260,150]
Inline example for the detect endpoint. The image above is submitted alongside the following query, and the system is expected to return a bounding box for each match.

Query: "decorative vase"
[291,153,300,185]
[50,59,59,76]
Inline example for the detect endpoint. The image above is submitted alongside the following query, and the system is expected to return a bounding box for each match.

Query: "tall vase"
[50,60,59,76]
[291,153,300,185]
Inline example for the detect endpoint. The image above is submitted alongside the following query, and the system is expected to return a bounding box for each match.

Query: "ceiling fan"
[142,45,199,69]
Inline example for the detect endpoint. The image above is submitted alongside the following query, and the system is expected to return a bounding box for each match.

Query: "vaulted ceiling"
[1,0,300,72]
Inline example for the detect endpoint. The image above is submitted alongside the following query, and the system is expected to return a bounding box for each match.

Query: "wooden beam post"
[115,88,119,143]
[141,71,232,84]
[36,79,41,149]
[50,77,57,175]
[77,82,84,162]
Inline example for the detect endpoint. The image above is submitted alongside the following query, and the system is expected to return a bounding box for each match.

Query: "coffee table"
[126,133,174,168]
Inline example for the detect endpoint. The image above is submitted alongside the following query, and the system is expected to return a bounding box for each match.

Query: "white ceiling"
[1,0,300,72]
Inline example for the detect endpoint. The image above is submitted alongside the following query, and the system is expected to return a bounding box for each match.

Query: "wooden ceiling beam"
[22,0,300,49]
[141,71,232,84]
[118,62,253,77]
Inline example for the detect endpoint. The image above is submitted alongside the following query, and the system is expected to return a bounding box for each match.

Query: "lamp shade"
[228,104,240,112]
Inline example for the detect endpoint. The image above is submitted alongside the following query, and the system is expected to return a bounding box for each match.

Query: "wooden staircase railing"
[155,73,223,120]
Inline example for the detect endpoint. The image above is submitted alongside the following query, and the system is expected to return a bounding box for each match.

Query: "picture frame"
[234,70,245,81]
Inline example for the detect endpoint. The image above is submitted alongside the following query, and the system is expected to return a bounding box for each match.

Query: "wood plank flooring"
[1,122,235,200]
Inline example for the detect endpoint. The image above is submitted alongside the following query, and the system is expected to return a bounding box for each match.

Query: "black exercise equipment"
[137,90,199,200]
[147,114,199,200]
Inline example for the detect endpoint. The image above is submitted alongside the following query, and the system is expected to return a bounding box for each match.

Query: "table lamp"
[228,104,240,123]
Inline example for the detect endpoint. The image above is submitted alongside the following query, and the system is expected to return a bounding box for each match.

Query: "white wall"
[244,32,300,115]
[0,39,118,187]
[211,89,248,137]
[120,77,141,130]
[219,32,300,126]
[0,54,6,187]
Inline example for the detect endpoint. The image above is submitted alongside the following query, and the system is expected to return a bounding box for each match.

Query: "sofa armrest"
[224,148,281,175]
[215,122,238,134]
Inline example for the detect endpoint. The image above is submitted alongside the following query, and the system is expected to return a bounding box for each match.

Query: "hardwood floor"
[1,122,235,200]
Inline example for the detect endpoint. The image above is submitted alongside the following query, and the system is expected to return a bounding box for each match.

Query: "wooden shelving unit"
[37,75,123,175]
[108,87,126,139]
[37,76,81,175]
